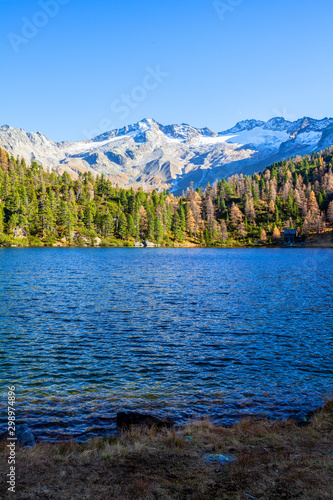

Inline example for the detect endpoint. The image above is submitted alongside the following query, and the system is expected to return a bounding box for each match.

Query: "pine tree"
[127,214,136,239]
[147,211,155,241]
[204,227,210,246]
[269,199,275,213]
[6,188,20,216]
[0,203,4,233]
[205,197,215,229]
[327,200,333,224]
[84,202,95,230]
[58,201,75,237]
[28,192,39,235]
[186,207,196,235]
[221,220,228,243]
[260,228,267,242]
[118,212,128,239]
[308,190,319,214]
[39,194,55,236]
[172,212,183,241]
[155,217,164,244]
[102,211,114,238]
[272,226,281,241]
[230,202,243,226]
[138,205,148,236]
[245,196,256,222]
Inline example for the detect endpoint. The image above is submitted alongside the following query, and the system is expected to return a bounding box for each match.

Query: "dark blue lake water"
[1,248,332,441]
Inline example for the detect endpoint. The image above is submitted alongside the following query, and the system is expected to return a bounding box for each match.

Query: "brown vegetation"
[1,398,332,499]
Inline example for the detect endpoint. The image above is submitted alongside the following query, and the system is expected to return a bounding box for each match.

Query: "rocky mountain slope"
[1,116,332,193]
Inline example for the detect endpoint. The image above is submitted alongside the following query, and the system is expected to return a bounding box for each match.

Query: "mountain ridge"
[1,116,333,193]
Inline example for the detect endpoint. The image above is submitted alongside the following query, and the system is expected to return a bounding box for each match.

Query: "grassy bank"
[1,399,332,499]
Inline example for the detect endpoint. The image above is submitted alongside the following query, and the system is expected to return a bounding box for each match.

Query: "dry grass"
[1,399,332,499]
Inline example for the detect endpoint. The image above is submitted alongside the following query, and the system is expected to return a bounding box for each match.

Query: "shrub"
[28,235,44,247]
[78,228,98,238]
[43,235,57,246]
[0,233,16,246]
[100,237,121,247]
[74,237,88,247]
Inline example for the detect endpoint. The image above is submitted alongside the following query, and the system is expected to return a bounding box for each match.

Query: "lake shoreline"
[1,241,333,249]
[1,399,328,445]
[1,397,332,499]
[1,229,332,249]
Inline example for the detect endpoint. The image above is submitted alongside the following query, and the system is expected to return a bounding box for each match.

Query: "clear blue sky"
[1,0,333,141]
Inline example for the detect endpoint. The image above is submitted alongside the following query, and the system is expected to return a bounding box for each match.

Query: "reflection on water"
[1,248,332,441]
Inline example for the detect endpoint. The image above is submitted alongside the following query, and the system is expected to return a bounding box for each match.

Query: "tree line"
[0,146,333,247]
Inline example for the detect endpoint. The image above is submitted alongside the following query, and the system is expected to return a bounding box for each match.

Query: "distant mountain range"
[1,116,333,194]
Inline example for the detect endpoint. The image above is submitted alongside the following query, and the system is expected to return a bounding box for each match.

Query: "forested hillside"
[0,147,333,247]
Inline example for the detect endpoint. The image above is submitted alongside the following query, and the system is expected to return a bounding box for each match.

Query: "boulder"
[203,454,236,465]
[16,423,35,447]
[72,232,90,245]
[116,412,173,430]
[143,240,156,247]
[13,227,27,239]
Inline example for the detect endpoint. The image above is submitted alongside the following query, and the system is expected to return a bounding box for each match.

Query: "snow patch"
[164,134,185,143]
[224,127,290,147]
[63,134,134,155]
[295,131,322,144]
[195,135,236,145]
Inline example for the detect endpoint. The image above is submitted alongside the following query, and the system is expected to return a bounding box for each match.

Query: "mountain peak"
[1,116,333,194]
[264,117,290,130]
[139,118,157,125]
[222,119,266,134]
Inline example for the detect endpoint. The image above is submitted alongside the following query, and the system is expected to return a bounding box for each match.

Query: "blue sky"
[1,0,333,141]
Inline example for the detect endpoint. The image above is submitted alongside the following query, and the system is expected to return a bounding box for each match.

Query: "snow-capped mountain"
[1,116,332,193]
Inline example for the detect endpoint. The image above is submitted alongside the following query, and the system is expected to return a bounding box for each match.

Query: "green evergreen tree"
[103,211,114,238]
[39,194,55,236]
[118,212,128,239]
[155,217,164,244]
[172,212,183,241]
[127,214,136,239]
[84,202,95,230]
[0,203,4,233]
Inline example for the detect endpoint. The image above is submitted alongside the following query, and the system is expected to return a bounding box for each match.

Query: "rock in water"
[116,412,173,430]
[16,423,35,447]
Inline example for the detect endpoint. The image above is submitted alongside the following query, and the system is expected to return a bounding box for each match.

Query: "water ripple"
[1,247,332,441]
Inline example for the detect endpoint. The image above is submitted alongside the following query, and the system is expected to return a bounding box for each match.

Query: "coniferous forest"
[0,146,333,247]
